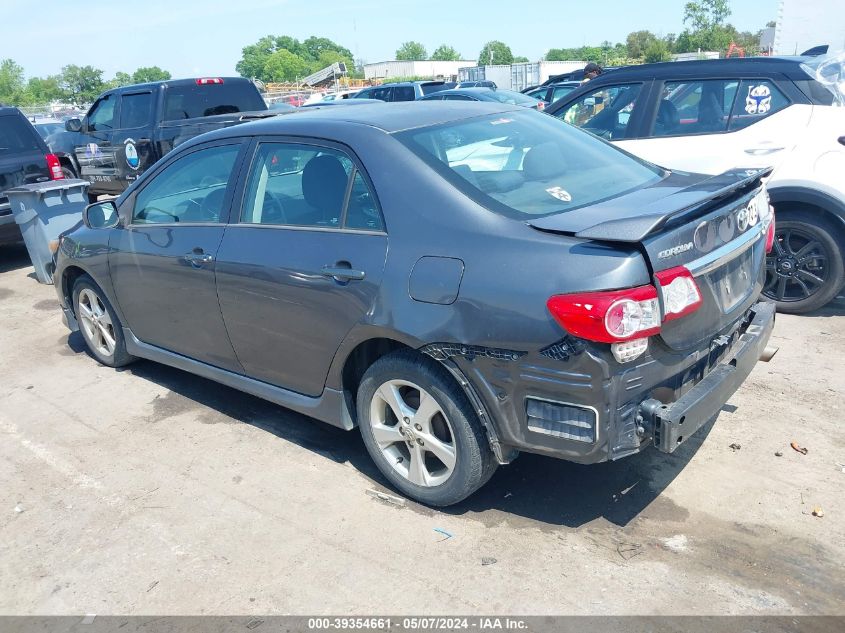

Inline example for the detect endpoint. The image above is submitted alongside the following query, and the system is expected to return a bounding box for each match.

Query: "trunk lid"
[529,168,771,350]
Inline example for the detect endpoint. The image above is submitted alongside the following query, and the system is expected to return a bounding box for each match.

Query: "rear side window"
[369,87,392,102]
[119,92,152,129]
[133,144,240,224]
[651,79,739,136]
[420,83,447,95]
[398,110,663,220]
[728,80,790,131]
[240,142,383,231]
[393,86,416,101]
[555,83,642,140]
[0,114,42,155]
[163,82,265,120]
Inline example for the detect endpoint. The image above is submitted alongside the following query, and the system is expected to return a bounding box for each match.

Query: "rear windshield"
[0,114,42,155]
[420,83,448,95]
[485,90,541,106]
[396,110,663,219]
[163,82,266,120]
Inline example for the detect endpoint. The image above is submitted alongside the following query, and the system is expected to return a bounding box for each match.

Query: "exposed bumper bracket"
[640,301,776,454]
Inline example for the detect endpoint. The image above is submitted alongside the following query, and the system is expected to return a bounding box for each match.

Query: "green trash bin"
[6,179,90,284]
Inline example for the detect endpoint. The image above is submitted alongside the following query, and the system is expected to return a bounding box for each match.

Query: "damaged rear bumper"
[639,300,775,453]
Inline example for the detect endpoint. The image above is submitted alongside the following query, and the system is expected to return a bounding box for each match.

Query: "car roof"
[429,87,498,96]
[101,76,255,96]
[370,80,446,87]
[199,101,522,139]
[586,56,814,81]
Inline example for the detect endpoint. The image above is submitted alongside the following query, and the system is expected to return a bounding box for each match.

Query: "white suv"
[548,55,845,313]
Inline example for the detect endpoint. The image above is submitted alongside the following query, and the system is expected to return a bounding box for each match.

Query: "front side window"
[551,85,576,101]
[88,95,117,131]
[369,87,392,102]
[398,110,663,220]
[729,80,790,131]
[556,83,642,140]
[119,92,152,129]
[133,144,240,224]
[241,143,383,231]
[649,79,739,137]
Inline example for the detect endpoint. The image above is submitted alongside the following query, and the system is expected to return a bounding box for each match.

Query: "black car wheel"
[72,275,136,367]
[357,351,497,507]
[763,211,845,314]
[61,165,76,180]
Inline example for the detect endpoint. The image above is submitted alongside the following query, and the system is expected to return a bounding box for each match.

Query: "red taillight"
[547,285,661,343]
[654,266,702,322]
[196,77,224,85]
[765,207,776,253]
[548,267,702,343]
[46,154,64,180]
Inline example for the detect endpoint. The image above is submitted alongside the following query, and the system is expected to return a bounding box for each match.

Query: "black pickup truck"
[64,77,268,197]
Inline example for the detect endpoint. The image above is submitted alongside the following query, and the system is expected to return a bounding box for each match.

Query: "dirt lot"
[1,243,843,615]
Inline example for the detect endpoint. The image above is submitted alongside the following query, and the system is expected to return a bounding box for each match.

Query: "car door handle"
[321,265,365,281]
[744,146,784,155]
[184,250,214,266]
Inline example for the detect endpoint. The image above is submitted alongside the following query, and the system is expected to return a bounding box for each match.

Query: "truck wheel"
[357,351,497,507]
[61,165,76,180]
[72,275,136,368]
[763,210,844,314]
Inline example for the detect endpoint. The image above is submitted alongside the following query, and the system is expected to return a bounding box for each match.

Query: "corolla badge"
[657,242,693,259]
[124,139,140,170]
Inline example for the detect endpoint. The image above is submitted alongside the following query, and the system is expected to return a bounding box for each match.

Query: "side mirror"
[82,200,119,229]
[65,118,82,132]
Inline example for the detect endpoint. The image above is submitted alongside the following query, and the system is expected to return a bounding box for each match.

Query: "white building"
[774,0,845,55]
[363,60,477,81]
[459,61,586,91]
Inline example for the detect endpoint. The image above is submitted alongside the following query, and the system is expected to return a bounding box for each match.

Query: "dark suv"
[353,81,451,102]
[1,106,64,245]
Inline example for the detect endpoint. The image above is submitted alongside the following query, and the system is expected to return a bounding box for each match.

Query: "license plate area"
[703,246,755,313]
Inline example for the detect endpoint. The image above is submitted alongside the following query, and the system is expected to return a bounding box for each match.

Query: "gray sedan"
[53,103,775,506]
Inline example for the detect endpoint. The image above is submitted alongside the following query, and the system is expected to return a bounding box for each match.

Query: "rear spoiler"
[531,167,772,243]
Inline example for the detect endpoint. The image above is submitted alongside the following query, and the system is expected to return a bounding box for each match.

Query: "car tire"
[61,165,76,180]
[763,210,844,314]
[72,275,135,368]
[357,350,497,506]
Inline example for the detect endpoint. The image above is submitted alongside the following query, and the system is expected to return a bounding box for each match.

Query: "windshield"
[396,110,663,219]
[485,90,541,106]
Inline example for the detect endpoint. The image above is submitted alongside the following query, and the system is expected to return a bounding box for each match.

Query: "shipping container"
[509,61,585,91]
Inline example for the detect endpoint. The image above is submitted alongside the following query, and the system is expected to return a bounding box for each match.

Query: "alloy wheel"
[77,288,117,358]
[764,227,831,303]
[368,380,457,487]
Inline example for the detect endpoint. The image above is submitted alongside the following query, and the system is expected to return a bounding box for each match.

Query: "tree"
[683,0,731,32]
[236,35,277,79]
[626,30,659,59]
[0,59,26,104]
[132,66,171,83]
[263,49,310,82]
[237,34,355,82]
[25,75,63,104]
[59,65,104,105]
[430,45,461,61]
[644,40,672,63]
[478,41,513,65]
[396,41,428,61]
[105,72,133,90]
[676,0,734,53]
[513,55,529,63]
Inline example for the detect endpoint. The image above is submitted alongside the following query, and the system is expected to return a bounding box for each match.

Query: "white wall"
[364,60,478,80]
[775,0,845,55]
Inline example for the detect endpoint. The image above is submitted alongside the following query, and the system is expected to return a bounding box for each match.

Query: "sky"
[4,0,779,79]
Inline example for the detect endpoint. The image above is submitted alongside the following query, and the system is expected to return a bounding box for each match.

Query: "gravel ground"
[1,243,843,615]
